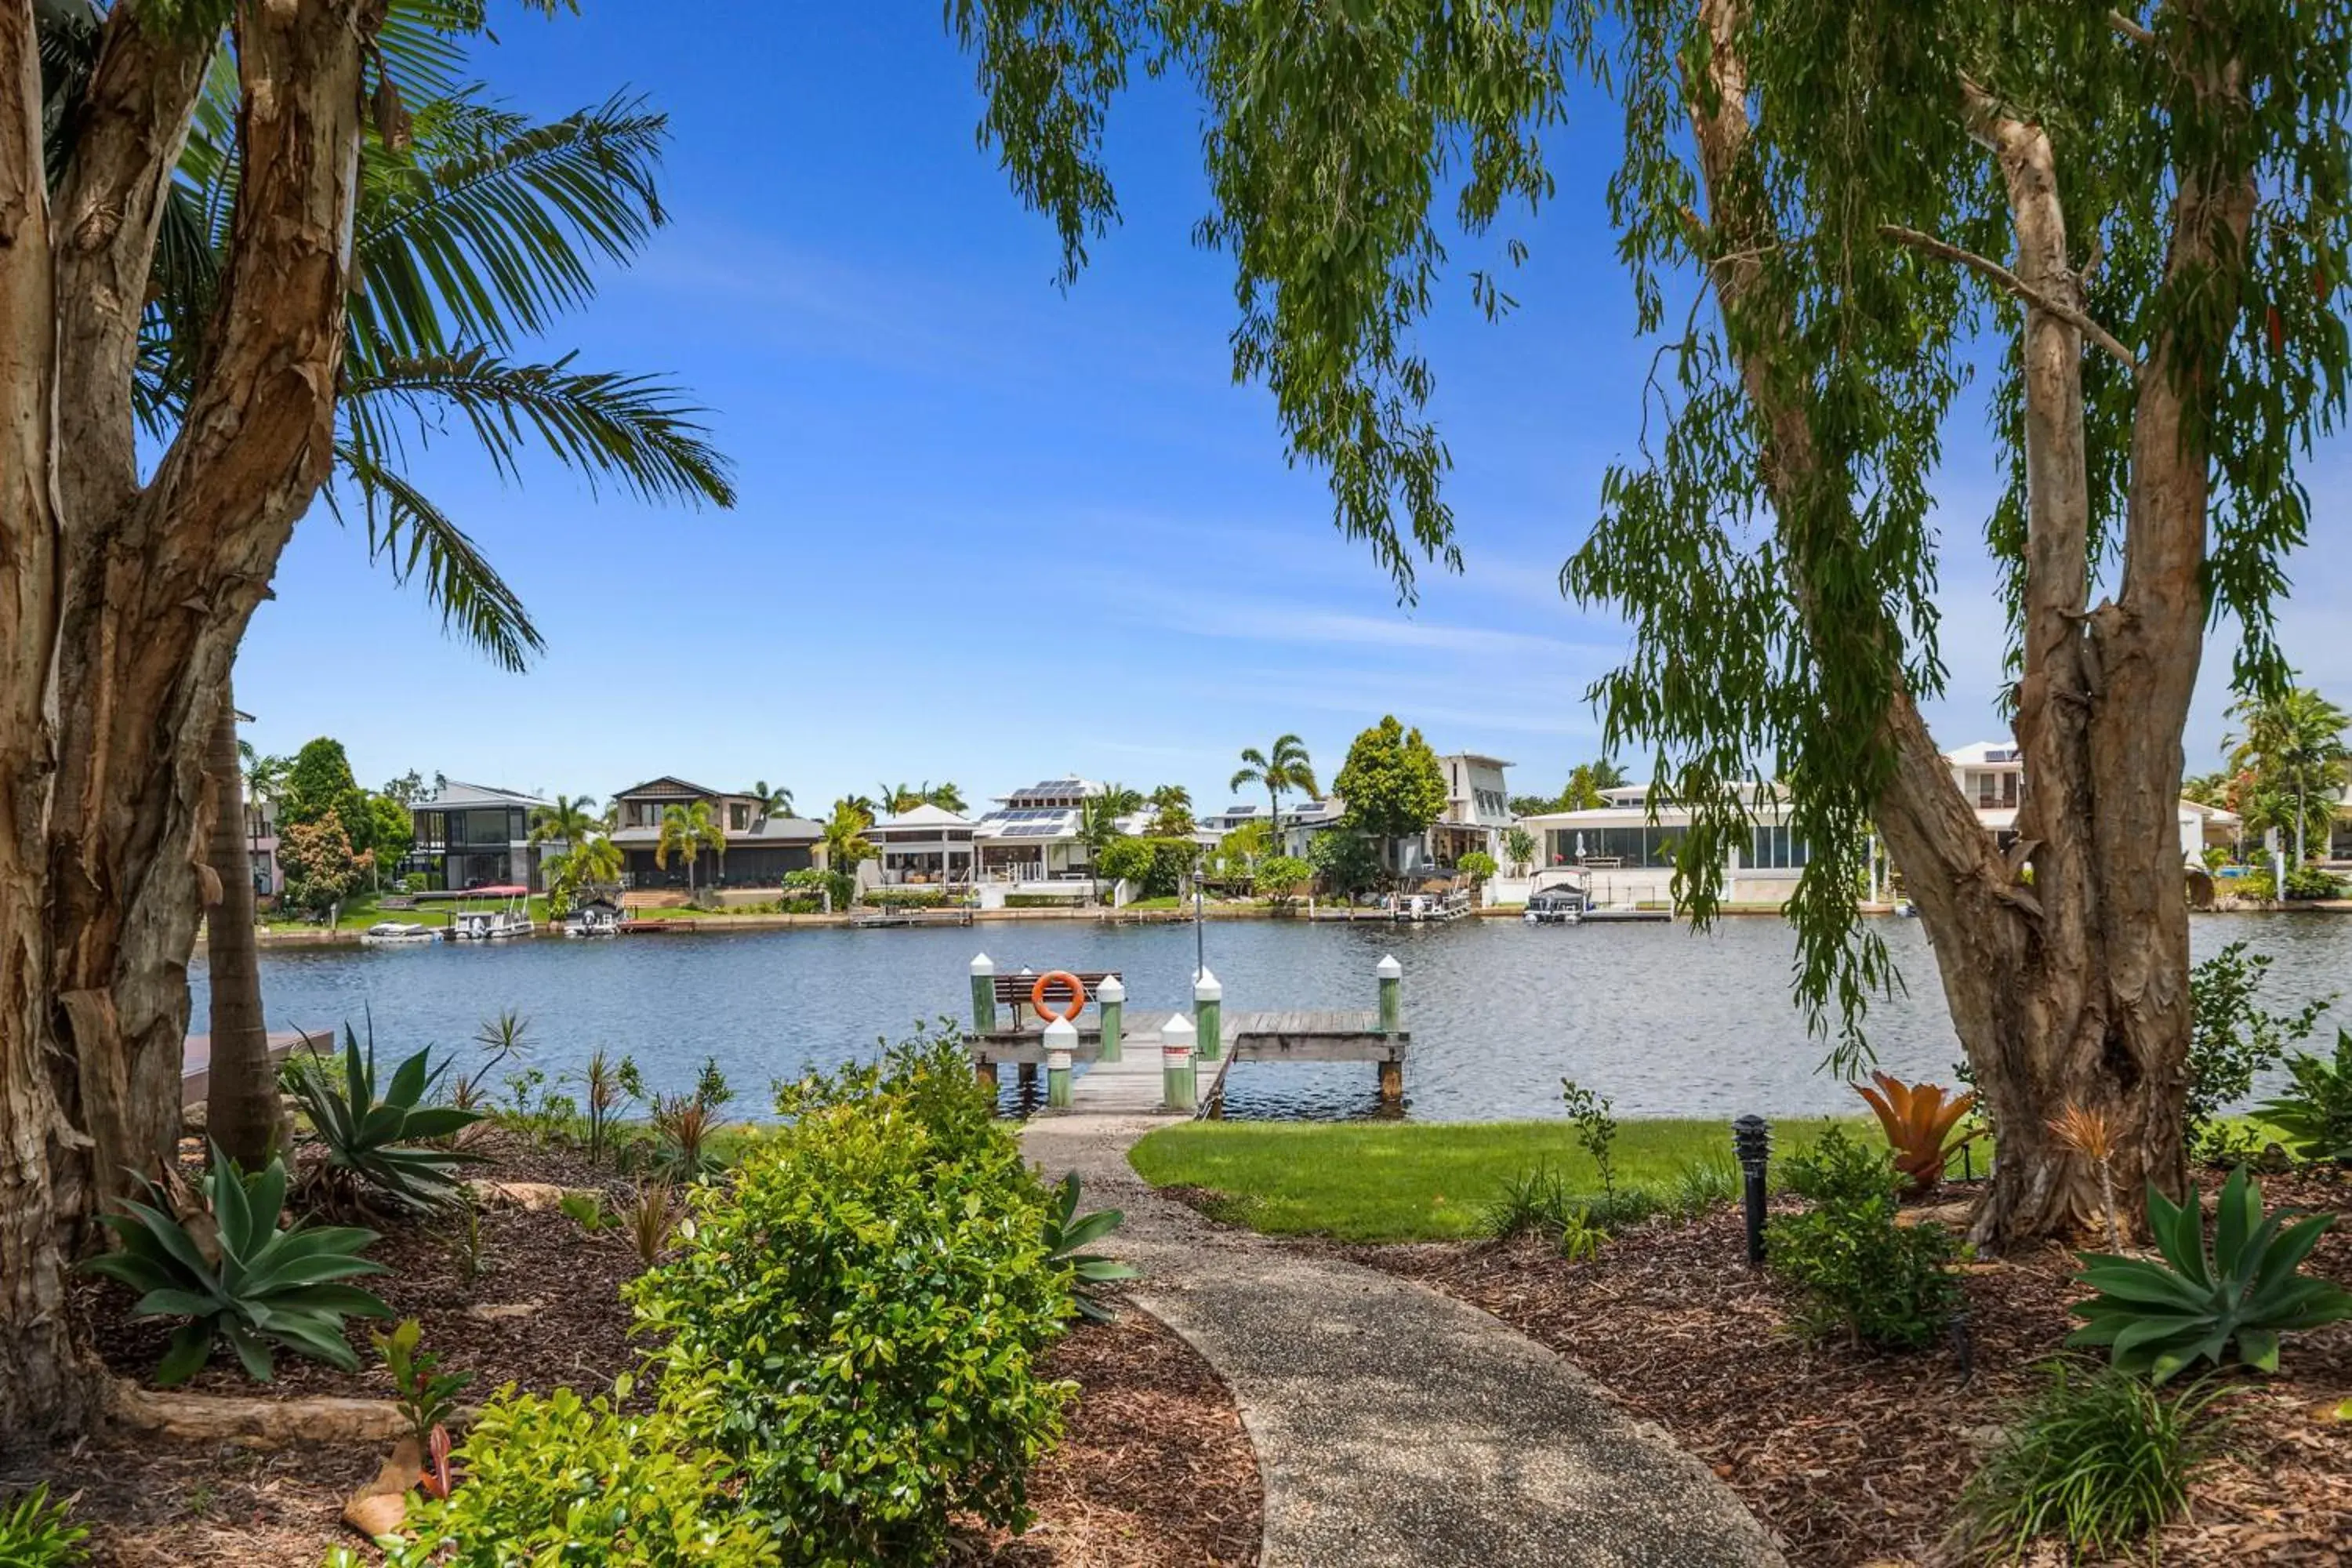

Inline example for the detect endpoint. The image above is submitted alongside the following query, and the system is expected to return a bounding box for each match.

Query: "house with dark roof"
[608,776,822,890]
[408,782,554,891]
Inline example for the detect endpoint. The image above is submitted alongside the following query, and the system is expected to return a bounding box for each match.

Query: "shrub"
[369,1380,781,1568]
[1252,855,1314,902]
[633,1035,1073,1564]
[1558,1209,1608,1262]
[1958,1359,2230,1563]
[2234,864,2347,902]
[288,1025,485,1215]
[2067,1165,2352,1381]
[1559,1076,1621,1214]
[648,1094,724,1181]
[1480,1165,1573,1241]
[1669,1154,1738,1220]
[1853,1073,1978,1197]
[82,1146,390,1384]
[2256,1028,2352,1163]
[1457,850,1497,881]
[621,1181,678,1266]
[373,1317,470,1448]
[2187,943,2334,1155]
[1043,1172,1139,1323]
[1766,1127,1962,1350]
[0,1484,87,1566]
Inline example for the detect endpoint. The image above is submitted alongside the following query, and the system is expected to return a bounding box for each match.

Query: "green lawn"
[1127,1117,1875,1241]
[260,893,553,932]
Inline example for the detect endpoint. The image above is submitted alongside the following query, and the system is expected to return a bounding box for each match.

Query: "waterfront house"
[608,776,822,890]
[1428,752,1515,866]
[1516,741,2237,908]
[869,803,978,885]
[245,787,281,901]
[408,782,554,892]
[971,778,1102,884]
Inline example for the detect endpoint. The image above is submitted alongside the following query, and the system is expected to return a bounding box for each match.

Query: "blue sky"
[234,4,2352,812]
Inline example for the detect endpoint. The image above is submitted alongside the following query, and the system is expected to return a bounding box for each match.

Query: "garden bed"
[1358,1171,2352,1566]
[19,1128,1259,1566]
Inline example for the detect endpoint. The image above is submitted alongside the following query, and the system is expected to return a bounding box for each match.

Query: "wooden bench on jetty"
[961,954,1410,1116]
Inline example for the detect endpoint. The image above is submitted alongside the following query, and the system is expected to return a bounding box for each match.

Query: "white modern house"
[1512,741,2235,909]
[968,777,1154,887]
[868,803,976,886]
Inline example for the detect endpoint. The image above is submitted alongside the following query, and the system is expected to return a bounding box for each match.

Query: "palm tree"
[748,781,794,822]
[1231,735,1319,845]
[546,833,622,916]
[529,794,597,848]
[655,801,726,898]
[876,782,926,816]
[821,800,878,897]
[203,688,280,1170]
[1078,784,1145,903]
[1147,783,1196,837]
[920,781,967,814]
[2225,686,2351,866]
[113,20,734,1142]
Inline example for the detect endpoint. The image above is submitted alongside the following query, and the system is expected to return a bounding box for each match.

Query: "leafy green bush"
[2187,943,2333,1156]
[2068,1166,2352,1381]
[288,1025,485,1214]
[1766,1127,1962,1350]
[1252,855,1314,901]
[2256,1028,2352,1163]
[82,1147,389,1385]
[1004,891,1084,908]
[367,1378,780,1568]
[2234,864,2347,902]
[1457,850,1497,881]
[0,1484,87,1566]
[864,886,953,909]
[634,1034,1073,1565]
[1958,1359,2229,1563]
[1098,836,1196,898]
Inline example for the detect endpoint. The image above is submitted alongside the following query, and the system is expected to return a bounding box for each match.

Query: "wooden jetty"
[854,907,975,929]
[181,1025,331,1109]
[961,953,1410,1116]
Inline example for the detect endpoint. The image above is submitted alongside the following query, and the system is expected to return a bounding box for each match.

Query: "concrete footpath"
[1023,1114,1788,1568]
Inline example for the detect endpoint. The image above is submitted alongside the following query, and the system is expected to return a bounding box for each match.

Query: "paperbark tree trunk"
[204,684,279,1169]
[1684,0,2244,1247]
[0,0,380,1438]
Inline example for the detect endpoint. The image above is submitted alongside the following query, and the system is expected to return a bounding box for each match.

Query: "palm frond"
[327,445,545,673]
[349,91,671,365]
[343,347,734,507]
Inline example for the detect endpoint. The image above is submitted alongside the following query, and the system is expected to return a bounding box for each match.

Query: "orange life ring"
[1030,970,1087,1022]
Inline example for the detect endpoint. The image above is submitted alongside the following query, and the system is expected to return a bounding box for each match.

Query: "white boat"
[450,885,535,941]
[562,899,622,938]
[1523,868,1592,925]
[360,920,440,947]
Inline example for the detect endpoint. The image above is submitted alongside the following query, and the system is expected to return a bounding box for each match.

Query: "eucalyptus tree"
[2,0,724,1433]
[954,0,2350,1244]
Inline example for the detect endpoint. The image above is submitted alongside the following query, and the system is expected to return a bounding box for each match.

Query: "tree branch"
[2109,9,2158,47]
[1879,223,2137,372]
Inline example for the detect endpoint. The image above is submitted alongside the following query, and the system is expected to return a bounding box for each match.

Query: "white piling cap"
[1376,953,1403,979]
[970,952,995,975]
[1163,1012,1197,1051]
[1193,967,1222,1001]
[1097,974,1125,1002]
[1044,1015,1078,1047]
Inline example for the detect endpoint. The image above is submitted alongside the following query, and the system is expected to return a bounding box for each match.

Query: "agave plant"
[82,1146,390,1385]
[2068,1167,2352,1383]
[1854,1072,1980,1198]
[289,1025,486,1216]
[1044,1172,1139,1323]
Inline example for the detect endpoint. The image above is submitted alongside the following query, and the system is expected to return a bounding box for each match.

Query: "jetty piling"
[1194,968,1222,1063]
[1098,974,1125,1062]
[1163,1013,1199,1112]
[1044,1015,1076,1109]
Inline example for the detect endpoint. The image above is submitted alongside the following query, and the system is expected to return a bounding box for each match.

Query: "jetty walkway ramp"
[1022,1113,1787,1568]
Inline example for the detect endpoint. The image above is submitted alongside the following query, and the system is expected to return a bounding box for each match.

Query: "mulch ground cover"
[8,1127,1260,1566]
[1353,1168,2352,1567]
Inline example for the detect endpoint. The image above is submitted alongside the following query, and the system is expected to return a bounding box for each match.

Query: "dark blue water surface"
[191,914,2352,1121]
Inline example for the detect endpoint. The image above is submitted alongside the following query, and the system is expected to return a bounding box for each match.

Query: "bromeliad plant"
[2067,1167,2352,1383]
[82,1146,390,1385]
[1044,1172,1139,1323]
[1854,1072,1979,1198]
[289,1025,486,1216]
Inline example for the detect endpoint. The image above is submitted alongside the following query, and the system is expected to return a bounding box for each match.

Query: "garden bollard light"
[1163,1013,1198,1112]
[1044,1015,1076,1110]
[1733,1114,1772,1267]
[1098,975,1125,1062]
[1376,953,1403,1035]
[970,953,996,1032]
[1193,968,1222,1063]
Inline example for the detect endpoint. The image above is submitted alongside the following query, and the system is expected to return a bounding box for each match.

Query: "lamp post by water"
[1733,1114,1772,1266]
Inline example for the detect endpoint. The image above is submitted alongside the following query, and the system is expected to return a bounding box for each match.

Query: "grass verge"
[1127,1117,1873,1242]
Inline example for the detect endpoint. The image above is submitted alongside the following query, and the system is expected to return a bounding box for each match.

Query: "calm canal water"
[191,915,2352,1122]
